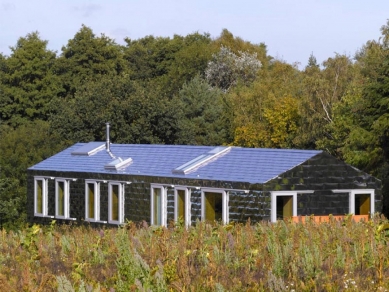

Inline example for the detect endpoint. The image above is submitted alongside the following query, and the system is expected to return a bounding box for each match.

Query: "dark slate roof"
[29,143,322,184]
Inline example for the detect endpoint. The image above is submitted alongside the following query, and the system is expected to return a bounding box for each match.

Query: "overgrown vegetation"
[1,217,389,291]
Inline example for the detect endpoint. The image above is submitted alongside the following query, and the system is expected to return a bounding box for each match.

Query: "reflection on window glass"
[87,183,95,219]
[177,189,185,220]
[276,196,293,220]
[36,180,43,214]
[57,181,65,216]
[153,188,162,225]
[111,184,119,221]
[355,194,370,215]
[204,192,222,221]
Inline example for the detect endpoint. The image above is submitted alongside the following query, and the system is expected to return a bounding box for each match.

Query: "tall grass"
[0,216,389,291]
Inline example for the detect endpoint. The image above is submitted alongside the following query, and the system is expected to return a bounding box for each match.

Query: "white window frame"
[174,187,191,227]
[55,178,71,219]
[85,180,104,223]
[108,182,125,224]
[34,177,49,217]
[201,188,229,224]
[150,184,167,226]
[271,191,298,222]
[332,189,375,216]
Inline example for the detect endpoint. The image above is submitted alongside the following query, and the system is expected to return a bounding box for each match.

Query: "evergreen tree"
[0,32,61,126]
[175,75,227,145]
[56,25,126,98]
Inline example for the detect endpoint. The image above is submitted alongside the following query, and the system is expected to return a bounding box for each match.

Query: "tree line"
[1,23,389,228]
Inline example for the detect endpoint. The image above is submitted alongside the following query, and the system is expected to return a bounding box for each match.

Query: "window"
[332,189,375,217]
[271,191,298,222]
[174,187,191,226]
[151,185,167,226]
[108,182,124,224]
[34,177,48,217]
[55,179,70,219]
[201,188,229,224]
[85,180,101,222]
[276,195,293,220]
[349,189,375,216]
[355,194,370,215]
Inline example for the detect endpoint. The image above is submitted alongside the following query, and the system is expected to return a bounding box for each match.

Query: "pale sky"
[1,0,388,68]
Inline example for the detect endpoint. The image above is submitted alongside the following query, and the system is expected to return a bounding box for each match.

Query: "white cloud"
[72,4,101,18]
[1,2,15,11]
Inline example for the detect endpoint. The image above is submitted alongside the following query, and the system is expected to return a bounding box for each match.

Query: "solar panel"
[172,146,231,174]
[71,142,105,156]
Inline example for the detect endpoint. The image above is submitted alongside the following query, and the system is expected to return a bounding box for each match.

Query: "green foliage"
[167,32,213,87]
[56,25,126,98]
[0,32,62,126]
[20,224,41,261]
[307,53,319,68]
[175,75,228,145]
[49,75,180,144]
[297,54,356,149]
[124,32,214,97]
[115,227,167,291]
[124,35,181,80]
[230,61,301,148]
[0,178,25,230]
[0,120,63,183]
[0,121,64,229]
[316,22,389,216]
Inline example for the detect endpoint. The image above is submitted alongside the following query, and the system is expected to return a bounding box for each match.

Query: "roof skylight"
[172,146,231,174]
[104,157,133,170]
[71,142,105,156]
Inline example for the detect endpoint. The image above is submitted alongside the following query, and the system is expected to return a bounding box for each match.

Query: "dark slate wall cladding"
[27,169,256,226]
[27,151,382,226]
[265,152,383,215]
[190,189,201,224]
[127,181,151,223]
[297,191,349,216]
[27,171,39,224]
[228,191,271,222]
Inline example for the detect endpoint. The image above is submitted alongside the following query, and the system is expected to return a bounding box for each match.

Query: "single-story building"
[27,129,382,226]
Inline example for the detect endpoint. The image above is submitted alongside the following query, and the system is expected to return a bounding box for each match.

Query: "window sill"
[108,221,124,225]
[55,217,77,221]
[85,219,108,224]
[34,214,55,218]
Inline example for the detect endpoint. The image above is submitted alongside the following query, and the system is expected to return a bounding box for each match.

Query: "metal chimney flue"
[106,122,111,152]
[105,122,117,159]
[103,122,132,169]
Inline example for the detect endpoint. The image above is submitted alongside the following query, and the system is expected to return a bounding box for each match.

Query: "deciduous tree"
[205,46,261,92]
[0,120,64,229]
[296,54,356,149]
[230,61,301,148]
[49,75,179,144]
